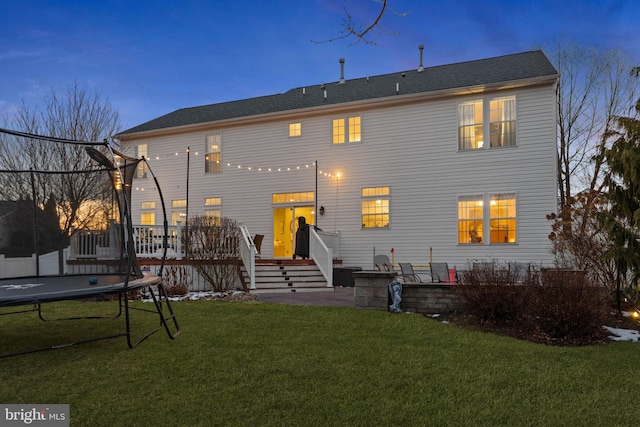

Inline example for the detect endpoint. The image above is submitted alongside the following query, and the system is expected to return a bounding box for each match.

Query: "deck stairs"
[241,259,332,293]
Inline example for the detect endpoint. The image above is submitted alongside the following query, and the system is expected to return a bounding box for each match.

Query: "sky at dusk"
[1,0,638,133]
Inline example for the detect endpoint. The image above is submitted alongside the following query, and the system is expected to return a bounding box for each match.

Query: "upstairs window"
[490,97,516,147]
[458,96,516,150]
[333,116,361,144]
[205,133,221,173]
[458,101,483,150]
[361,186,389,228]
[135,144,148,178]
[289,122,301,137]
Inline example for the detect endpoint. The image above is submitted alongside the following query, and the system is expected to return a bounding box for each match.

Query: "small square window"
[289,123,301,137]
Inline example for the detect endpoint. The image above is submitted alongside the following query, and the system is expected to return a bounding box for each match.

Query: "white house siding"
[128,82,557,271]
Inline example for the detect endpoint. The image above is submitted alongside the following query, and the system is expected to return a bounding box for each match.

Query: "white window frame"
[204,197,222,219]
[458,193,517,244]
[458,95,516,150]
[332,115,361,144]
[135,144,148,178]
[289,122,301,137]
[205,133,222,173]
[361,186,390,229]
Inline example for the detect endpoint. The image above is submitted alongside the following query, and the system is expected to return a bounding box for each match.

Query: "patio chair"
[374,255,393,272]
[429,262,458,283]
[374,255,412,282]
[399,262,432,283]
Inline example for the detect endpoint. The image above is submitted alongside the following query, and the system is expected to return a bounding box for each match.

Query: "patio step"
[242,259,331,293]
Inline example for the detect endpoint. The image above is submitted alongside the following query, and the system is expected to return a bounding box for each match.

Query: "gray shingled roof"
[120,50,557,136]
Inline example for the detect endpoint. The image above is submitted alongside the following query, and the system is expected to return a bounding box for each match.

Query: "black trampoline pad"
[0,274,161,307]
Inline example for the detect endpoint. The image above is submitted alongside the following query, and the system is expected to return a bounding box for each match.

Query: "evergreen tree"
[601,67,640,289]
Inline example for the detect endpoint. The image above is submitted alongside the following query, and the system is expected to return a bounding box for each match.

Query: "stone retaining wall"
[354,271,457,313]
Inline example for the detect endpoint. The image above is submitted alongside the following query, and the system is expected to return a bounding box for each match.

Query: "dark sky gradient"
[1,0,638,130]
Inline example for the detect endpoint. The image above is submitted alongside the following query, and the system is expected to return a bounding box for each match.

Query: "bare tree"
[314,0,409,45]
[184,216,243,292]
[0,82,123,270]
[546,41,638,208]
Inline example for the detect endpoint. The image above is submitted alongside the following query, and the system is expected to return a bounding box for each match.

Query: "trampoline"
[0,127,180,358]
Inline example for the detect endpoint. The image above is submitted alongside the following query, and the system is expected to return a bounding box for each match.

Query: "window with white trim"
[204,197,221,220]
[205,133,221,173]
[135,144,148,178]
[489,193,516,243]
[458,95,516,150]
[361,186,389,228]
[140,212,155,225]
[458,193,517,244]
[289,122,301,137]
[458,196,484,244]
[171,199,186,225]
[140,201,155,225]
[333,116,361,144]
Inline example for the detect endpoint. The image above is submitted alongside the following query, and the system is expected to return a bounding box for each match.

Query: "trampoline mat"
[0,274,161,308]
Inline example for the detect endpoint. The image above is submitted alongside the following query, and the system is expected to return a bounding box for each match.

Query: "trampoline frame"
[0,274,180,358]
[0,128,180,358]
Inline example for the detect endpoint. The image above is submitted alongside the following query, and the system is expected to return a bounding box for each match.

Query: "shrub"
[525,269,610,342]
[455,261,530,324]
[162,265,191,297]
[455,262,611,344]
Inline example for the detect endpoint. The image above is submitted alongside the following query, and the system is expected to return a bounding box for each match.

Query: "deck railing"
[310,227,334,288]
[70,223,340,289]
[69,222,184,260]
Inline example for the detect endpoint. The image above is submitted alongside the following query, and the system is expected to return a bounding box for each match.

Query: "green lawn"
[1,300,640,426]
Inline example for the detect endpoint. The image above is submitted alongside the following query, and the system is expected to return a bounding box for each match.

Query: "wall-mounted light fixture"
[319,206,325,216]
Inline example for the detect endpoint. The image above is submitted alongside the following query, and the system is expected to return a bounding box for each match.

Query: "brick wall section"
[353,271,395,310]
[354,271,457,313]
[400,283,456,314]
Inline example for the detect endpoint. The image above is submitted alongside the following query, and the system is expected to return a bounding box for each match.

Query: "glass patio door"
[272,206,315,258]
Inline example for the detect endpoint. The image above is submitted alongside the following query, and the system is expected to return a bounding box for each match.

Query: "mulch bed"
[427,310,640,346]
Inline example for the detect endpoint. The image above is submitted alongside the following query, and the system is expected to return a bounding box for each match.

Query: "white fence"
[0,248,70,278]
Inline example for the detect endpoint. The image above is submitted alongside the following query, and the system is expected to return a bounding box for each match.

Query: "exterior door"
[272,206,315,258]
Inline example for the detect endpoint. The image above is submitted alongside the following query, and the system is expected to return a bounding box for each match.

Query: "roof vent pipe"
[417,44,425,72]
[339,58,346,84]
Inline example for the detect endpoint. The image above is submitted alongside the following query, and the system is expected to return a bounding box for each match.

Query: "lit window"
[348,116,361,142]
[205,197,221,219]
[135,144,148,178]
[361,187,390,228]
[172,200,187,208]
[141,201,156,210]
[272,192,314,204]
[205,133,221,173]
[458,196,484,244]
[332,119,345,144]
[458,96,516,150]
[289,122,301,137]
[489,193,516,243]
[140,212,155,225]
[333,116,361,144]
[171,211,186,226]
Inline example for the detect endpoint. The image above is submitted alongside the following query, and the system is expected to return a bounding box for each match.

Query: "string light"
[135,154,342,192]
